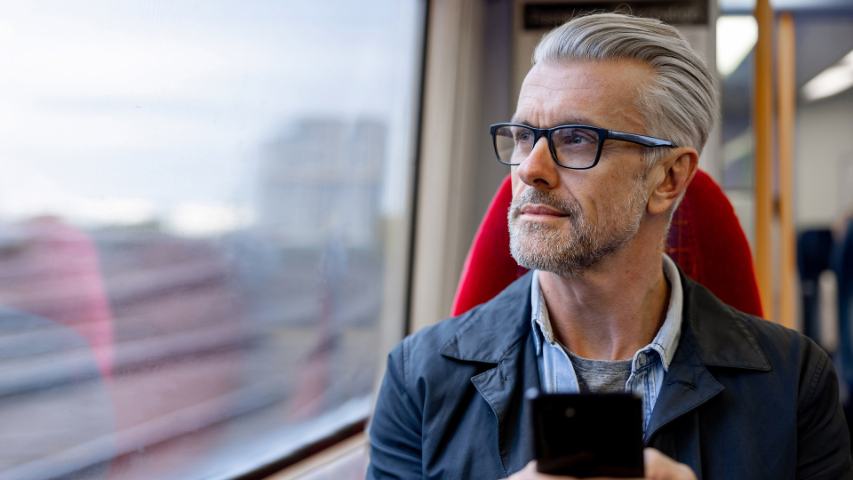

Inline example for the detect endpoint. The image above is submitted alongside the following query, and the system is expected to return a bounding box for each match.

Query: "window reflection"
[0,1,422,478]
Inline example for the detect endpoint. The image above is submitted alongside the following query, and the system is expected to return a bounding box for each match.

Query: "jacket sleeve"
[367,341,424,479]
[797,341,853,479]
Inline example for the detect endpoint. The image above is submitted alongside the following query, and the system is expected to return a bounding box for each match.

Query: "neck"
[537,234,670,361]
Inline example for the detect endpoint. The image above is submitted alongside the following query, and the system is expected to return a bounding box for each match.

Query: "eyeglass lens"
[494,125,601,169]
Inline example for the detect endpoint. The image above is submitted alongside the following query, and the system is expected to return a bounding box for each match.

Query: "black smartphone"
[527,389,644,478]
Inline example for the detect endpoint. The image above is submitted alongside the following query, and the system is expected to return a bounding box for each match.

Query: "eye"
[556,129,597,146]
[513,128,533,144]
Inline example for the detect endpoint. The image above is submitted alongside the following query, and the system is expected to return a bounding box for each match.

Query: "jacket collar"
[439,272,538,475]
[645,269,771,444]
[439,272,535,364]
[678,270,771,372]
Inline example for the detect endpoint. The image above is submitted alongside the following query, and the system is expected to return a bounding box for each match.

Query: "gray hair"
[533,12,717,160]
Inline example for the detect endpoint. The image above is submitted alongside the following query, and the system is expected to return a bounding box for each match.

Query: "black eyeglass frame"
[489,122,677,170]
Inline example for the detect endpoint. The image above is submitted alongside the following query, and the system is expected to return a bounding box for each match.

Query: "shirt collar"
[530,271,547,355]
[529,254,684,371]
[638,254,683,372]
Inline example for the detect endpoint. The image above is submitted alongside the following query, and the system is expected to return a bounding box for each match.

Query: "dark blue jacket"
[368,271,853,479]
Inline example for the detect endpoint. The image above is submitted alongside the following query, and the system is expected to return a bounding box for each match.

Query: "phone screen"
[528,390,644,477]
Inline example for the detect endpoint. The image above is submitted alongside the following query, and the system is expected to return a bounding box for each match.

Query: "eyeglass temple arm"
[608,130,676,148]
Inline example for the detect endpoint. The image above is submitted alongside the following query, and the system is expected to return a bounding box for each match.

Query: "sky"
[0,1,423,234]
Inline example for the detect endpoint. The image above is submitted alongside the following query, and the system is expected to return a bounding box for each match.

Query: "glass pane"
[0,1,423,478]
[495,126,528,164]
[552,127,599,168]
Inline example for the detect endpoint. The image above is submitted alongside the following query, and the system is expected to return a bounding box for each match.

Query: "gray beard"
[508,186,646,277]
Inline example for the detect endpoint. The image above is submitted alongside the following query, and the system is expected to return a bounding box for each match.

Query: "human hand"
[505,448,696,480]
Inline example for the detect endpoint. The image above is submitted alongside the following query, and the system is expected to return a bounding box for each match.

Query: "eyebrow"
[508,114,601,128]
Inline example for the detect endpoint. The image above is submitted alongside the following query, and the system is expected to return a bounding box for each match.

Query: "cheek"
[510,169,526,199]
[580,184,621,223]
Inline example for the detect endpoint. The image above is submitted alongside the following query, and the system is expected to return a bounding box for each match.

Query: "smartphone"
[527,389,644,478]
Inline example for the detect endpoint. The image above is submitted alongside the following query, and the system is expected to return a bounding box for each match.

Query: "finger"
[503,460,538,479]
[644,448,696,480]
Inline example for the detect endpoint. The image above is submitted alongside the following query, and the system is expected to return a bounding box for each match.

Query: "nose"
[513,137,560,190]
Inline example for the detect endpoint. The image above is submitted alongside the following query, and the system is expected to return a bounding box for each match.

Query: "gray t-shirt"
[567,350,632,393]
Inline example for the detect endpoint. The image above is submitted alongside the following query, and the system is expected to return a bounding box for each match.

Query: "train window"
[0,1,424,478]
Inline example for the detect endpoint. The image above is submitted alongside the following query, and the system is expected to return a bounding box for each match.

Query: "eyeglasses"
[489,123,676,170]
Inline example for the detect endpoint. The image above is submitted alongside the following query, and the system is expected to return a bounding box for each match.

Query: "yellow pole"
[754,0,775,321]
[777,13,797,329]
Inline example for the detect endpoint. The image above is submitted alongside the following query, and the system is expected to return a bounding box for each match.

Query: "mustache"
[509,188,580,219]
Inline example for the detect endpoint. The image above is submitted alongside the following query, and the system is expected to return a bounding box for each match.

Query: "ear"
[646,148,699,216]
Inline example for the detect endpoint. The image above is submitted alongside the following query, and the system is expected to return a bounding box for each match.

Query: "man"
[368,12,853,479]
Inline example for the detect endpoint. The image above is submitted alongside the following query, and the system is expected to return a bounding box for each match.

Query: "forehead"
[513,59,654,131]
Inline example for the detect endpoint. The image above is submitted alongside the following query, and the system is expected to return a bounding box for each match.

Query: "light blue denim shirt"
[530,254,683,432]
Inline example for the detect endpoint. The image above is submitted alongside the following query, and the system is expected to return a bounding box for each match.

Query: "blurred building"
[258,118,386,249]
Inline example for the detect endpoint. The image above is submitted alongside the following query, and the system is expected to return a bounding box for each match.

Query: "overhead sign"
[523,1,709,29]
